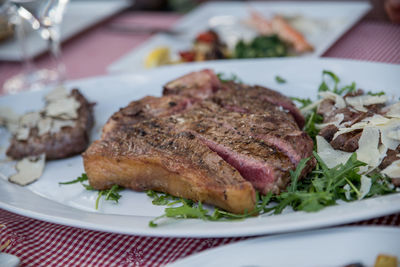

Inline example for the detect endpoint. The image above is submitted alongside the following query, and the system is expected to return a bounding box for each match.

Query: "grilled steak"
[84,69,314,213]
[7,89,94,160]
[83,118,256,214]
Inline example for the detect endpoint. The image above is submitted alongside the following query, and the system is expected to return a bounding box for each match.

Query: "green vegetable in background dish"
[233,35,288,59]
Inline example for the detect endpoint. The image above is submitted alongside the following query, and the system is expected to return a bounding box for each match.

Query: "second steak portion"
[7,89,94,160]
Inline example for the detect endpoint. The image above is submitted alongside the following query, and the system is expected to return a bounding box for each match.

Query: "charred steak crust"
[7,89,95,160]
[215,82,305,128]
[102,95,193,138]
[83,119,256,214]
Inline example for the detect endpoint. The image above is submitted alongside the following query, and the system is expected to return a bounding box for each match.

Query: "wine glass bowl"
[3,0,69,94]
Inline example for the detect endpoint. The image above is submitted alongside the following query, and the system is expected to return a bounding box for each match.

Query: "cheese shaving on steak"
[345,94,388,112]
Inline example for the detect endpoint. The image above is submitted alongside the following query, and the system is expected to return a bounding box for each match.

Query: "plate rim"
[1,57,400,238]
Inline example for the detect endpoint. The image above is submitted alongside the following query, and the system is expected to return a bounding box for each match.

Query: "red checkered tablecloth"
[1,13,400,267]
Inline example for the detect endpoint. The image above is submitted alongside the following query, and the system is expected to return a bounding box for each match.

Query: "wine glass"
[2,0,69,94]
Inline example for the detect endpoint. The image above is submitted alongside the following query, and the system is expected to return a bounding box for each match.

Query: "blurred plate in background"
[168,227,400,267]
[108,1,371,74]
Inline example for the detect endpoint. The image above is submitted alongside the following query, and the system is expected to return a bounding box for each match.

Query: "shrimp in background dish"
[245,11,314,53]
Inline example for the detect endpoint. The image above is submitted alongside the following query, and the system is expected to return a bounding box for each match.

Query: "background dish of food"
[168,226,400,267]
[0,58,399,238]
[107,1,371,73]
[0,0,130,61]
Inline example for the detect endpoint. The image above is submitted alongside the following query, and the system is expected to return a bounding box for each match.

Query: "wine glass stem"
[46,25,66,83]
[15,13,35,77]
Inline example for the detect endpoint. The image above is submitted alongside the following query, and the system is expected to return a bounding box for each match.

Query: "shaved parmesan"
[386,102,400,118]
[37,117,52,136]
[316,136,352,168]
[16,112,41,140]
[0,107,19,126]
[358,175,371,200]
[50,119,76,133]
[380,119,400,150]
[20,112,40,127]
[362,114,390,126]
[300,98,324,114]
[0,107,20,134]
[319,91,346,109]
[356,127,381,168]
[45,97,80,120]
[45,86,69,102]
[345,95,388,113]
[381,159,400,178]
[9,154,46,186]
[343,184,351,200]
[333,121,368,140]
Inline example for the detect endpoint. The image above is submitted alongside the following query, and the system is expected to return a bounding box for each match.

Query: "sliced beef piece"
[163,69,221,99]
[379,146,400,170]
[102,95,193,138]
[379,145,400,187]
[343,89,364,98]
[330,131,362,152]
[83,119,256,214]
[319,125,338,142]
[171,116,295,194]
[317,99,335,116]
[7,89,94,160]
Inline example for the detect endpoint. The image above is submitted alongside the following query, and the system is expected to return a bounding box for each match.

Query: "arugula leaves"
[59,174,124,210]
[304,112,324,141]
[318,70,356,95]
[216,72,243,83]
[59,173,90,185]
[147,151,396,227]
[291,97,312,109]
[275,75,287,84]
[367,91,386,96]
[148,190,274,227]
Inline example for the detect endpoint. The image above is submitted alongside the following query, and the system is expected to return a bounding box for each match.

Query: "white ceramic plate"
[108,1,371,73]
[0,0,131,61]
[168,226,400,267]
[0,58,399,238]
